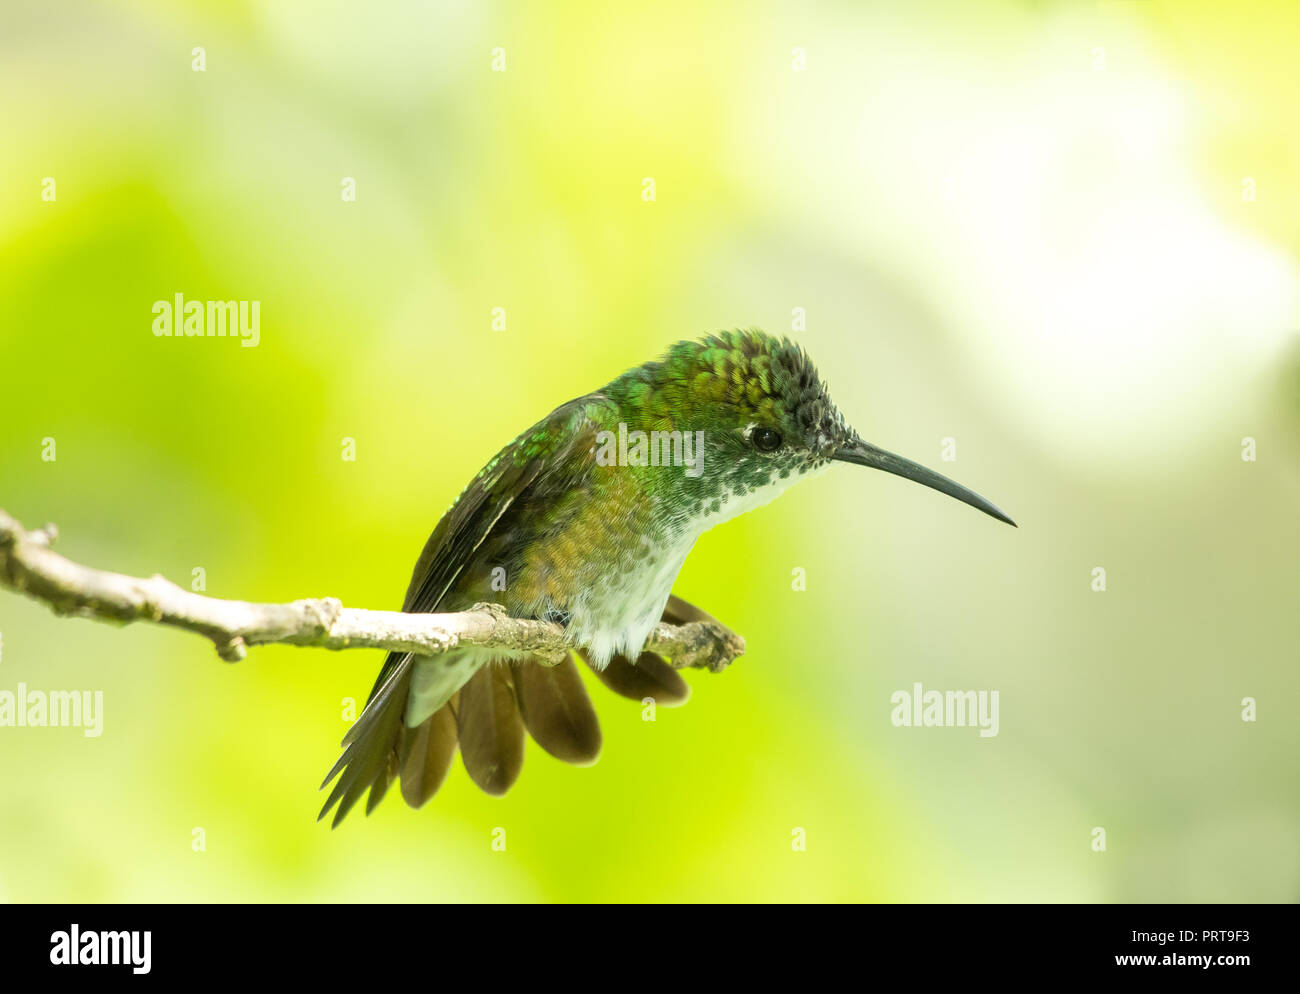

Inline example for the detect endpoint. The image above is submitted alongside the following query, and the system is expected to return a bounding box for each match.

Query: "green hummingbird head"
[610,328,1015,527]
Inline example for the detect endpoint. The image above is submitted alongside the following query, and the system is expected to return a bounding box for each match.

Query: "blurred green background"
[1,0,1297,902]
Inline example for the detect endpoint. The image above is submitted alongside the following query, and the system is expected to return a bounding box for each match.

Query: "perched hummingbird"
[320,329,1014,825]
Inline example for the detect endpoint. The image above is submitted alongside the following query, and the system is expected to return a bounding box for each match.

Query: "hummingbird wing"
[319,395,606,826]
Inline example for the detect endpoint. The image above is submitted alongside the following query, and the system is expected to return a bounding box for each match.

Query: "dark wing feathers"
[356,393,604,712]
[325,451,548,817]
[319,396,601,826]
[318,665,411,827]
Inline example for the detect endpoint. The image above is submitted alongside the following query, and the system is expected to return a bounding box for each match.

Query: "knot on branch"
[29,523,59,547]
[300,597,344,637]
[217,637,247,662]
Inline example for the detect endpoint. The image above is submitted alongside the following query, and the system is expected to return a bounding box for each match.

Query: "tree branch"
[0,508,744,672]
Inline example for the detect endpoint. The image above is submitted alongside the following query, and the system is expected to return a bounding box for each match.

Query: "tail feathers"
[399,703,459,809]
[392,652,600,809]
[320,595,723,822]
[661,593,722,627]
[513,654,602,765]
[456,663,526,796]
[577,648,691,707]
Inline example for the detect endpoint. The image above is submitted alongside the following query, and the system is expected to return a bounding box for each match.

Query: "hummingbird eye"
[751,426,783,453]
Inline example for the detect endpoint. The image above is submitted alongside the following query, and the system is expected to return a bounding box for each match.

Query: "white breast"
[560,530,698,669]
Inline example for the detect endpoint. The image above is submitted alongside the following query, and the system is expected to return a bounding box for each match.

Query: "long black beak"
[833,438,1016,526]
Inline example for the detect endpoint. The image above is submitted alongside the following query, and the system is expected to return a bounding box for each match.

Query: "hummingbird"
[320,329,1014,825]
